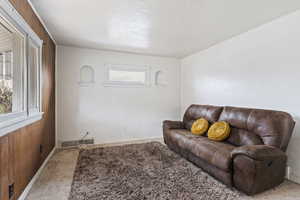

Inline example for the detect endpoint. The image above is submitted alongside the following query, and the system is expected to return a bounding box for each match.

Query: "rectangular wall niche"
[104,64,150,87]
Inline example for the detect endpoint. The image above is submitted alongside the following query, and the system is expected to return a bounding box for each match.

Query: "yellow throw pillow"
[208,121,231,141]
[191,118,209,135]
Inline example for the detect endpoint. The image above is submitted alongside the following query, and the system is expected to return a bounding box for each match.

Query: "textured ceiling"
[31,0,300,58]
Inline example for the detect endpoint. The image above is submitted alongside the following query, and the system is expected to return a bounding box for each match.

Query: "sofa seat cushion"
[168,129,235,172]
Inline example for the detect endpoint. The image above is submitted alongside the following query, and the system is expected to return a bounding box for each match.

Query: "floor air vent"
[61,139,94,148]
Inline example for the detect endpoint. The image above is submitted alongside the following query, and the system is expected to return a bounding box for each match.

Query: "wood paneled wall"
[0,1,56,200]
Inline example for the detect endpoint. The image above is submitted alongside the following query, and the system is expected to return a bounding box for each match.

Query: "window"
[0,1,43,135]
[104,64,150,87]
[0,51,14,114]
[0,15,26,119]
[28,38,42,114]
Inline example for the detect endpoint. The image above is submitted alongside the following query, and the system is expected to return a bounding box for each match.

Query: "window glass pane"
[0,17,25,115]
[109,70,146,83]
[0,51,13,113]
[28,40,39,110]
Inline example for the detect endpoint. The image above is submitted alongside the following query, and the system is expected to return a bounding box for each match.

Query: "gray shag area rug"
[69,142,241,200]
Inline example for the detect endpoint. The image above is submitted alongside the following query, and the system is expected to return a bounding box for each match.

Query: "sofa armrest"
[163,120,185,130]
[231,145,286,161]
[232,145,287,195]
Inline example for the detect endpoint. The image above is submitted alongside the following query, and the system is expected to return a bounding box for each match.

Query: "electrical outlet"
[40,144,43,154]
[286,166,291,179]
[9,183,14,199]
[81,131,90,140]
[84,131,90,138]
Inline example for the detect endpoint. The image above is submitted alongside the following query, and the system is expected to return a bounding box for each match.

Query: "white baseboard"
[288,172,300,184]
[18,147,56,200]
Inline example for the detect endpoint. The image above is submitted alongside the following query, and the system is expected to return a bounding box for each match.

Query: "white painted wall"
[57,45,180,145]
[181,10,300,183]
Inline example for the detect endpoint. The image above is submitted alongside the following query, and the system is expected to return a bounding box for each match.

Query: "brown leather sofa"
[163,105,295,195]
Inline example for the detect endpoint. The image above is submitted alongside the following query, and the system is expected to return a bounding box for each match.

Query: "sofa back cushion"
[183,105,223,130]
[218,106,295,151]
[226,128,263,146]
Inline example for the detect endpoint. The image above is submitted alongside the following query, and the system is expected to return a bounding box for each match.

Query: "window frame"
[27,36,43,115]
[104,64,151,87]
[0,0,43,137]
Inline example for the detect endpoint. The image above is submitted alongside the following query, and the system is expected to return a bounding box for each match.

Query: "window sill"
[103,81,149,88]
[0,112,44,137]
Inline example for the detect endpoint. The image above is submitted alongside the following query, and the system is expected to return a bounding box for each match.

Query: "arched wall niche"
[79,65,95,86]
[155,70,168,86]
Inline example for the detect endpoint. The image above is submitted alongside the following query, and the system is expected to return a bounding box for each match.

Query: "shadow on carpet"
[69,142,241,200]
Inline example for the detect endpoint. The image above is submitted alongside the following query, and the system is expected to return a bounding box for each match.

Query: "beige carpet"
[26,141,300,200]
